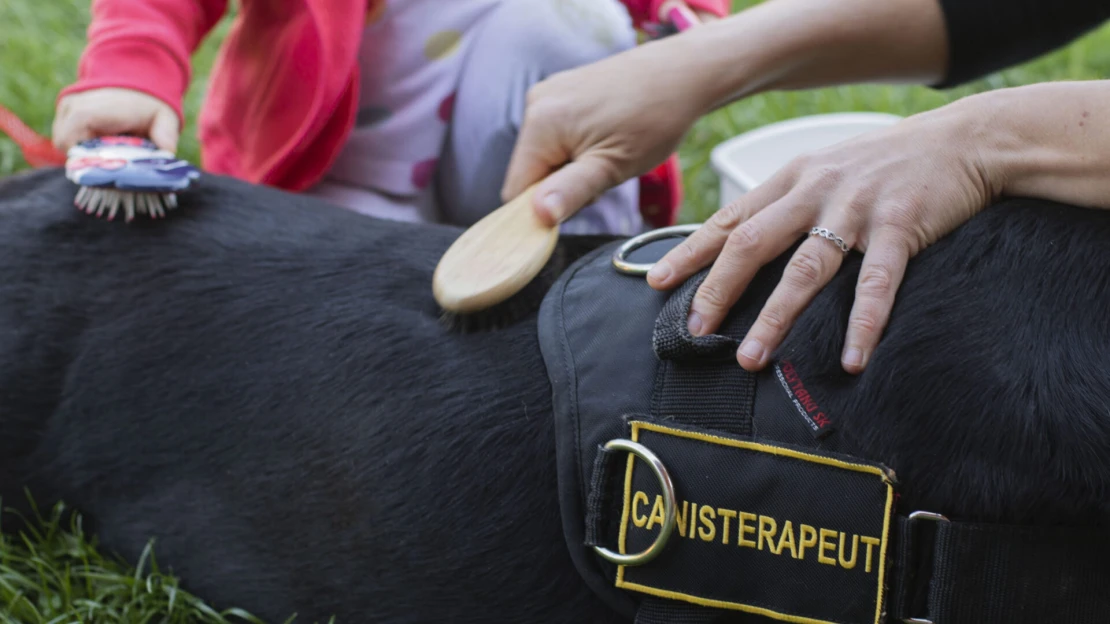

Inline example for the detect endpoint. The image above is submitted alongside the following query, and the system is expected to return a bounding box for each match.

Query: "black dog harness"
[537,227,1110,624]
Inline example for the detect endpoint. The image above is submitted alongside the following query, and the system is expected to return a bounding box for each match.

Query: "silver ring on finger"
[809,227,850,254]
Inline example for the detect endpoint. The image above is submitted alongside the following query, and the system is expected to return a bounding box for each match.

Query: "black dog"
[2,168,1109,623]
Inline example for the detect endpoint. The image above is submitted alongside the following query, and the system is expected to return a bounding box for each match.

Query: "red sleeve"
[57,0,229,127]
[619,0,730,29]
[682,0,730,19]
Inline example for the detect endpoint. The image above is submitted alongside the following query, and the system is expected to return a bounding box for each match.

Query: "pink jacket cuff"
[57,34,190,128]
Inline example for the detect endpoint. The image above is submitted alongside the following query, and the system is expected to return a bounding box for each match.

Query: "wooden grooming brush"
[433,183,561,332]
[433,5,703,332]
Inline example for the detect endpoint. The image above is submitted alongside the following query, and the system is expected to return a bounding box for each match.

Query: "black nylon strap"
[634,270,759,622]
[634,597,723,624]
[928,521,1110,623]
[887,514,1110,623]
[887,516,934,622]
[584,445,619,549]
[650,269,757,436]
[653,269,747,362]
[650,360,753,436]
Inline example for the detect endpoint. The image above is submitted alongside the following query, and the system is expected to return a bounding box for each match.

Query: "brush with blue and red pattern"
[64,135,200,222]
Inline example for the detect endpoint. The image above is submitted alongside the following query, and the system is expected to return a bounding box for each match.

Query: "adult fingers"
[647,171,795,291]
[528,153,624,226]
[736,227,850,371]
[500,113,560,207]
[840,230,909,374]
[684,191,813,338]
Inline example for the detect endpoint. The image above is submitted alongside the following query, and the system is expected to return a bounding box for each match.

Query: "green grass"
[1,0,1109,621]
[1,495,268,623]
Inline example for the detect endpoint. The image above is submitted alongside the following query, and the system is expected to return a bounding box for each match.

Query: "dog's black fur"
[2,168,1110,623]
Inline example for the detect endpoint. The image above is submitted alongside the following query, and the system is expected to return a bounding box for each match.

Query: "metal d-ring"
[906,510,949,524]
[900,510,951,624]
[612,223,701,276]
[592,439,677,567]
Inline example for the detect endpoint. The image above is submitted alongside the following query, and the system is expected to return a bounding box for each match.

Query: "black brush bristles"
[438,234,621,333]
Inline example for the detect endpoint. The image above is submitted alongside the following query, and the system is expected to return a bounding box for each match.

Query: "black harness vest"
[537,231,1110,624]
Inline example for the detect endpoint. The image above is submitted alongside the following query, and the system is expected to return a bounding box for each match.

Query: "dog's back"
[779,194,1110,527]
[0,169,627,623]
[2,168,1110,622]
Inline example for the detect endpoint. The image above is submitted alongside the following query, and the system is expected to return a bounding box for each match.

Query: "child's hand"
[53,88,180,154]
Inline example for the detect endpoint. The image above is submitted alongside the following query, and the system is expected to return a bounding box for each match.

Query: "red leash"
[0,103,66,168]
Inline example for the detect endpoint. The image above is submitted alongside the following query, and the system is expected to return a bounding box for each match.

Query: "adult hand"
[53,88,180,154]
[501,0,951,228]
[500,22,716,226]
[646,100,998,374]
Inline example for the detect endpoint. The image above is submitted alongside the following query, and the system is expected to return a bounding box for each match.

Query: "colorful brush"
[65,136,200,222]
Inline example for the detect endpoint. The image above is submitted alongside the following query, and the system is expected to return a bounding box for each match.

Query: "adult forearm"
[666,0,951,115]
[970,80,1110,210]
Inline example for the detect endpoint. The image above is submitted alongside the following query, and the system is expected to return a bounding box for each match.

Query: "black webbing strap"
[650,269,757,436]
[631,269,759,624]
[584,444,620,549]
[888,516,933,620]
[889,516,1110,623]
[634,597,724,624]
[581,269,758,561]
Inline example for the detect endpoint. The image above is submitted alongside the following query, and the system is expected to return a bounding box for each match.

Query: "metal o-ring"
[592,439,678,566]
[612,224,701,276]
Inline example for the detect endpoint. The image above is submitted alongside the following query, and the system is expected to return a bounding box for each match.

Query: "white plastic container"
[709,112,903,208]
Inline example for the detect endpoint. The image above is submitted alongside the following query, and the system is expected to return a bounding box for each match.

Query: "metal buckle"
[612,223,700,276]
[900,510,950,624]
[592,438,678,566]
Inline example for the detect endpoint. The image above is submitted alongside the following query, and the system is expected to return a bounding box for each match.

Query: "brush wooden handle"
[433,183,559,314]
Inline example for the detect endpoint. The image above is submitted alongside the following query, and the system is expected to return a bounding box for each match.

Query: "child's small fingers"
[149,109,180,154]
[53,124,91,153]
[52,112,80,152]
[51,106,68,150]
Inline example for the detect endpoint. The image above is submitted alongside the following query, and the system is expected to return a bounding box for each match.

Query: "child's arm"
[619,0,730,29]
[52,0,229,153]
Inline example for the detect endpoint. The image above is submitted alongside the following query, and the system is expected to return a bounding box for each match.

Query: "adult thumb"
[149,108,180,154]
[532,154,622,227]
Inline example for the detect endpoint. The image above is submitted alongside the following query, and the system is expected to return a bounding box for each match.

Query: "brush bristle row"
[74,187,177,222]
[437,234,622,334]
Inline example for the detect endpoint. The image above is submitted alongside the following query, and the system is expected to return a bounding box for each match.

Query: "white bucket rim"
[709,112,903,193]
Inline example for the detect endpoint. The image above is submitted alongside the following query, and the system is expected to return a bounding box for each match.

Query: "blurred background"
[3,0,1109,223]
